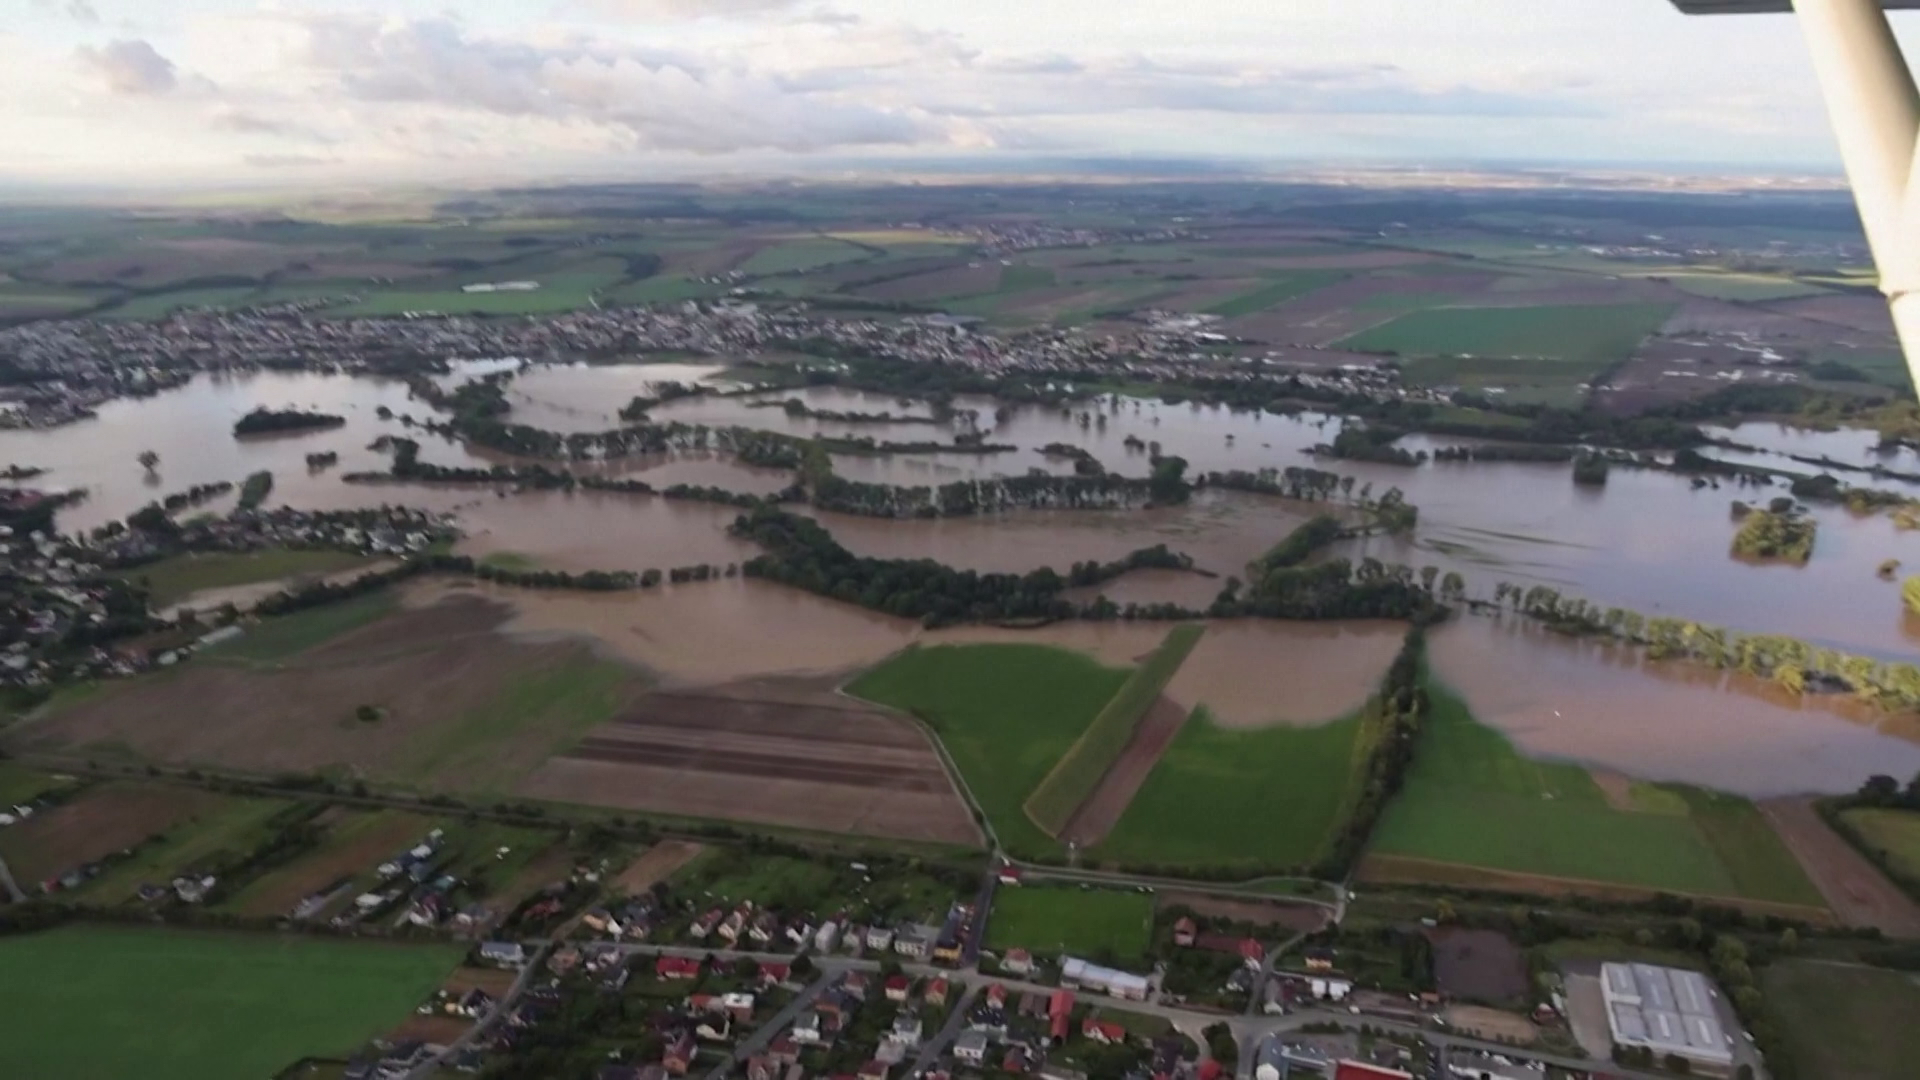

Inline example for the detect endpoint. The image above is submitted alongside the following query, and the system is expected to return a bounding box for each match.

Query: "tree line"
[232,407,346,437]
[1491,582,1920,711]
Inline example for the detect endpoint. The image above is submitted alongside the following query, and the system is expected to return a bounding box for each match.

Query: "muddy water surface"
[1164,621,1406,727]
[1429,615,1920,797]
[504,362,734,433]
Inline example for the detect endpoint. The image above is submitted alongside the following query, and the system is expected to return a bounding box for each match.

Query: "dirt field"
[384,1013,471,1046]
[1760,797,1920,939]
[231,811,438,918]
[14,595,643,792]
[1357,854,1834,923]
[1157,891,1331,933]
[1443,1005,1539,1044]
[1427,927,1529,1003]
[0,783,230,887]
[1061,695,1189,847]
[1766,294,1899,335]
[614,840,705,895]
[520,676,981,846]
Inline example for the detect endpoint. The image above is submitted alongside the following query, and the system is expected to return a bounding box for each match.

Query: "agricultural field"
[15,594,642,797]
[740,237,875,275]
[1025,624,1205,837]
[847,643,1132,859]
[1091,704,1372,874]
[671,847,964,924]
[76,795,306,905]
[1839,807,1920,885]
[521,675,980,846]
[220,808,441,918]
[986,884,1155,961]
[1764,960,1920,1080]
[1342,302,1676,367]
[0,761,76,806]
[0,782,236,889]
[117,548,377,608]
[1205,271,1346,317]
[1365,681,1825,910]
[0,926,461,1080]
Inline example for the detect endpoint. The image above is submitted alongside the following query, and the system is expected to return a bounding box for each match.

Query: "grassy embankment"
[1366,680,1825,909]
[1023,624,1205,836]
[118,549,377,608]
[846,643,1129,860]
[0,926,461,1080]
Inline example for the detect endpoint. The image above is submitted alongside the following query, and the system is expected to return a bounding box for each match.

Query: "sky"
[4,0,1916,187]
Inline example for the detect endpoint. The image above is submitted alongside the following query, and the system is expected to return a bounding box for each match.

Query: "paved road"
[404,942,553,1080]
[704,971,837,1080]
[1244,931,1308,1017]
[909,982,980,1076]
[0,854,26,904]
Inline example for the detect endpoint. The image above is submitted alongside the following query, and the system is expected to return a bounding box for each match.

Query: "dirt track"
[1760,797,1920,939]
[522,678,982,847]
[1061,694,1189,847]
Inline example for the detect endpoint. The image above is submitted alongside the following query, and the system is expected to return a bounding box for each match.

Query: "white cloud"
[74,38,177,95]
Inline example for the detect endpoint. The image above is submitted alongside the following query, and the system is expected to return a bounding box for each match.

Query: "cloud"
[573,0,803,19]
[283,14,944,153]
[242,152,333,169]
[74,38,177,95]
[30,0,100,23]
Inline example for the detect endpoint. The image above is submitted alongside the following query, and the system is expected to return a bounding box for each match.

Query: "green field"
[1206,271,1345,317]
[1092,704,1372,873]
[389,652,633,791]
[0,926,461,1080]
[1367,680,1824,906]
[985,885,1154,960]
[79,796,299,904]
[1398,355,1606,408]
[604,273,723,305]
[1341,303,1676,367]
[202,591,398,664]
[848,644,1130,859]
[1638,271,1828,302]
[1024,624,1205,836]
[741,238,873,275]
[1840,808,1920,885]
[1765,960,1920,1080]
[673,848,957,923]
[119,549,376,608]
[0,761,76,806]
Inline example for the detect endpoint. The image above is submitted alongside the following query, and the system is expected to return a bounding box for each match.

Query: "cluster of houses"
[681,900,978,967]
[1261,950,1356,1014]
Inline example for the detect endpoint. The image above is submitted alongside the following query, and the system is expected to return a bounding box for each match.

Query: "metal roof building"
[1600,962,1735,1068]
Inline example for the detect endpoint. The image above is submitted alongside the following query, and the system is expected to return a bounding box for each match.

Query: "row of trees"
[1319,423,1427,466]
[1321,628,1429,879]
[747,397,940,425]
[1493,582,1920,711]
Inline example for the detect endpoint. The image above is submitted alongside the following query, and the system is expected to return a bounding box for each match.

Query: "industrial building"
[1059,957,1151,1001]
[1600,962,1735,1070]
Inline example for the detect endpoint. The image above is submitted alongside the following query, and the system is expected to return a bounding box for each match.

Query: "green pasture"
[0,761,77,806]
[1367,680,1823,907]
[1342,303,1676,367]
[985,885,1155,960]
[78,796,298,904]
[118,549,376,608]
[1092,705,1371,873]
[605,273,724,306]
[1024,624,1205,836]
[1765,960,1920,1080]
[741,237,873,275]
[0,926,461,1080]
[1840,808,1920,885]
[1634,271,1828,302]
[202,591,398,664]
[847,643,1130,860]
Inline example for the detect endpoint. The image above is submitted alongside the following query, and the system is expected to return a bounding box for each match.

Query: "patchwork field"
[1365,680,1825,912]
[14,594,640,795]
[522,675,980,846]
[1839,806,1920,885]
[0,927,461,1080]
[1764,800,1920,938]
[986,884,1156,961]
[0,782,236,889]
[1764,960,1920,1080]
[848,643,1132,859]
[220,808,441,918]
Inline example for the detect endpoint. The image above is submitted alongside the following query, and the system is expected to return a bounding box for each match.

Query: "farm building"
[1600,962,1734,1071]
[1061,957,1151,1000]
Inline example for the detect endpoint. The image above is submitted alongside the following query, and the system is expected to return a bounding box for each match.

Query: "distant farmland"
[1341,302,1676,367]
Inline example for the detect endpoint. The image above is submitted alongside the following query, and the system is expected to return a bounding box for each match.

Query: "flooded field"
[1428,615,1920,797]
[504,361,734,433]
[1163,621,1406,727]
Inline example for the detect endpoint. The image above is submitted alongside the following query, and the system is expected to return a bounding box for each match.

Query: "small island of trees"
[1730,499,1816,563]
[233,407,347,438]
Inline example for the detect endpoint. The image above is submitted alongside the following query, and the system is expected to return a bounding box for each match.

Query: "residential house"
[749,911,780,945]
[720,992,756,1022]
[767,1037,802,1066]
[985,984,1008,1009]
[954,1032,991,1066]
[1019,992,1049,1020]
[691,909,723,939]
[884,975,913,1003]
[1172,918,1197,948]
[747,1056,779,1080]
[785,920,813,949]
[718,907,749,944]
[865,926,895,952]
[1303,949,1335,973]
[663,1033,698,1075]
[758,962,792,988]
[997,863,1023,886]
[1048,990,1073,1045]
[1002,1047,1033,1074]
[888,1015,923,1048]
[549,946,582,975]
[657,956,703,981]
[1151,1037,1184,1080]
[790,1012,825,1046]
[893,929,931,961]
[1083,1019,1127,1045]
[479,941,527,968]
[857,1060,888,1080]
[695,1014,733,1042]
[814,920,841,952]
[926,978,950,1006]
[843,971,871,1000]
[1003,948,1034,975]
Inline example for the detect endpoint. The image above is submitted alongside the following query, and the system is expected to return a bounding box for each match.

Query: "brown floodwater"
[504,362,735,433]
[1163,620,1406,727]
[1428,615,1920,797]
[13,373,1919,664]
